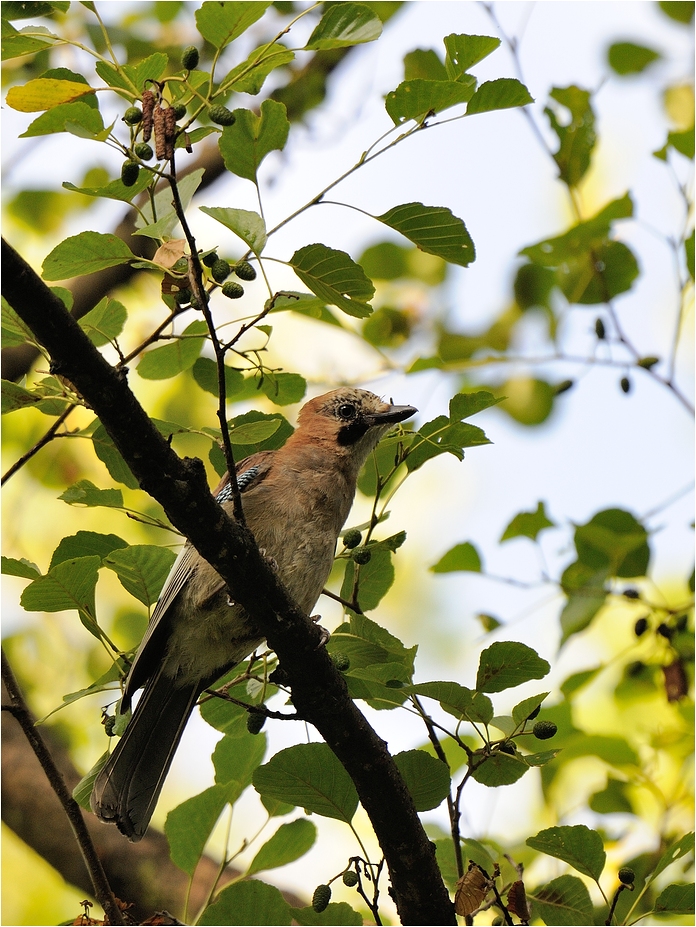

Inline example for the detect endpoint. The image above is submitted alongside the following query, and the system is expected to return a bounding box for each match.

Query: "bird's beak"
[365,403,417,426]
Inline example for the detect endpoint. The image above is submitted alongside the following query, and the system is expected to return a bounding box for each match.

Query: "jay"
[91,388,416,840]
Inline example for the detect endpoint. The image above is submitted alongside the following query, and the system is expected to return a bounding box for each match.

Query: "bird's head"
[291,388,417,473]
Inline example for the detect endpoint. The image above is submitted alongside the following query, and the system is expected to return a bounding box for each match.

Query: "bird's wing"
[121,452,273,707]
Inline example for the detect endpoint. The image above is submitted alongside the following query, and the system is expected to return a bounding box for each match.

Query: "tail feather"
[91,673,200,841]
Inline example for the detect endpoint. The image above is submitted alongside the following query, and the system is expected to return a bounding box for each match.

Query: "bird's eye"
[337,402,357,420]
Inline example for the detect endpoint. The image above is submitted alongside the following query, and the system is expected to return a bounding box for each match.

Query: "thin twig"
[1,648,125,926]
[165,154,246,525]
[2,404,76,485]
[321,587,364,615]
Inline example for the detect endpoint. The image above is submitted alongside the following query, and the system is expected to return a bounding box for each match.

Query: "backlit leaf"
[305,2,381,49]
[376,202,475,267]
[289,244,374,318]
[219,100,289,184]
[253,743,359,822]
[42,231,133,280]
[385,77,476,124]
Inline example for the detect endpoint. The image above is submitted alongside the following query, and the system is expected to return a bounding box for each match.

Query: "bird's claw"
[314,624,331,649]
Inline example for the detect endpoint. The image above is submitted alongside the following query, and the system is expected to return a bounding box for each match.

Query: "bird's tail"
[90,672,200,841]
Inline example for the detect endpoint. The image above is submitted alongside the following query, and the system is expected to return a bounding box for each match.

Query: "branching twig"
[1,404,77,485]
[1,649,124,926]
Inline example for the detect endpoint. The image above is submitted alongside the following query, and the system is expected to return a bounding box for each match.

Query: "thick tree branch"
[1,237,455,926]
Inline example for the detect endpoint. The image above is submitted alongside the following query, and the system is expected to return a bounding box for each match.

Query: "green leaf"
[199,880,291,926]
[20,100,104,137]
[50,531,127,569]
[247,819,316,875]
[407,680,475,718]
[648,833,695,884]
[166,784,233,877]
[63,170,152,204]
[559,563,608,643]
[404,48,447,82]
[449,390,502,420]
[471,750,528,786]
[1,380,42,414]
[209,412,292,473]
[393,750,450,811]
[340,548,394,612]
[253,743,359,822]
[2,298,35,347]
[654,883,695,915]
[259,372,307,406]
[291,903,362,926]
[73,751,108,810]
[59,479,123,508]
[589,777,633,814]
[511,692,550,726]
[20,555,99,615]
[385,77,476,124]
[431,541,482,573]
[134,169,205,239]
[658,0,695,22]
[137,320,208,380]
[78,296,127,346]
[476,641,550,693]
[2,1,69,17]
[91,423,138,489]
[608,42,660,75]
[199,206,267,253]
[6,77,94,112]
[327,613,417,677]
[375,202,475,267]
[1,556,41,578]
[530,875,593,926]
[289,244,374,318]
[668,127,695,159]
[574,508,650,577]
[527,824,606,881]
[545,85,596,187]
[104,545,176,607]
[501,501,555,542]
[405,416,490,472]
[213,730,267,789]
[521,194,633,266]
[229,418,282,445]
[221,43,295,95]
[191,357,246,398]
[305,2,382,49]
[2,26,55,61]
[443,33,501,79]
[467,78,533,114]
[219,100,289,184]
[42,231,133,280]
[195,1,271,48]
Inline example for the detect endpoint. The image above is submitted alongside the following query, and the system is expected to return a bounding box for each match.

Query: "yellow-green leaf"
[6,78,95,112]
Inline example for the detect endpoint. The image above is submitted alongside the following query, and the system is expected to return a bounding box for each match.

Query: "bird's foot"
[259,548,279,572]
[310,617,331,649]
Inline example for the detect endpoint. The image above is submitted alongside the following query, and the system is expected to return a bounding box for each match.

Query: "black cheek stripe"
[337,420,369,445]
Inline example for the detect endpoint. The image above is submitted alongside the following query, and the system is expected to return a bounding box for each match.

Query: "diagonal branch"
[1,236,455,927]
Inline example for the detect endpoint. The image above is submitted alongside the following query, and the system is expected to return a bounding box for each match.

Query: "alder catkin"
[164,106,177,160]
[141,89,155,142]
[153,103,166,159]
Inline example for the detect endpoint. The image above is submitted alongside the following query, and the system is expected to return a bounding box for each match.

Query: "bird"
[90,387,416,840]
